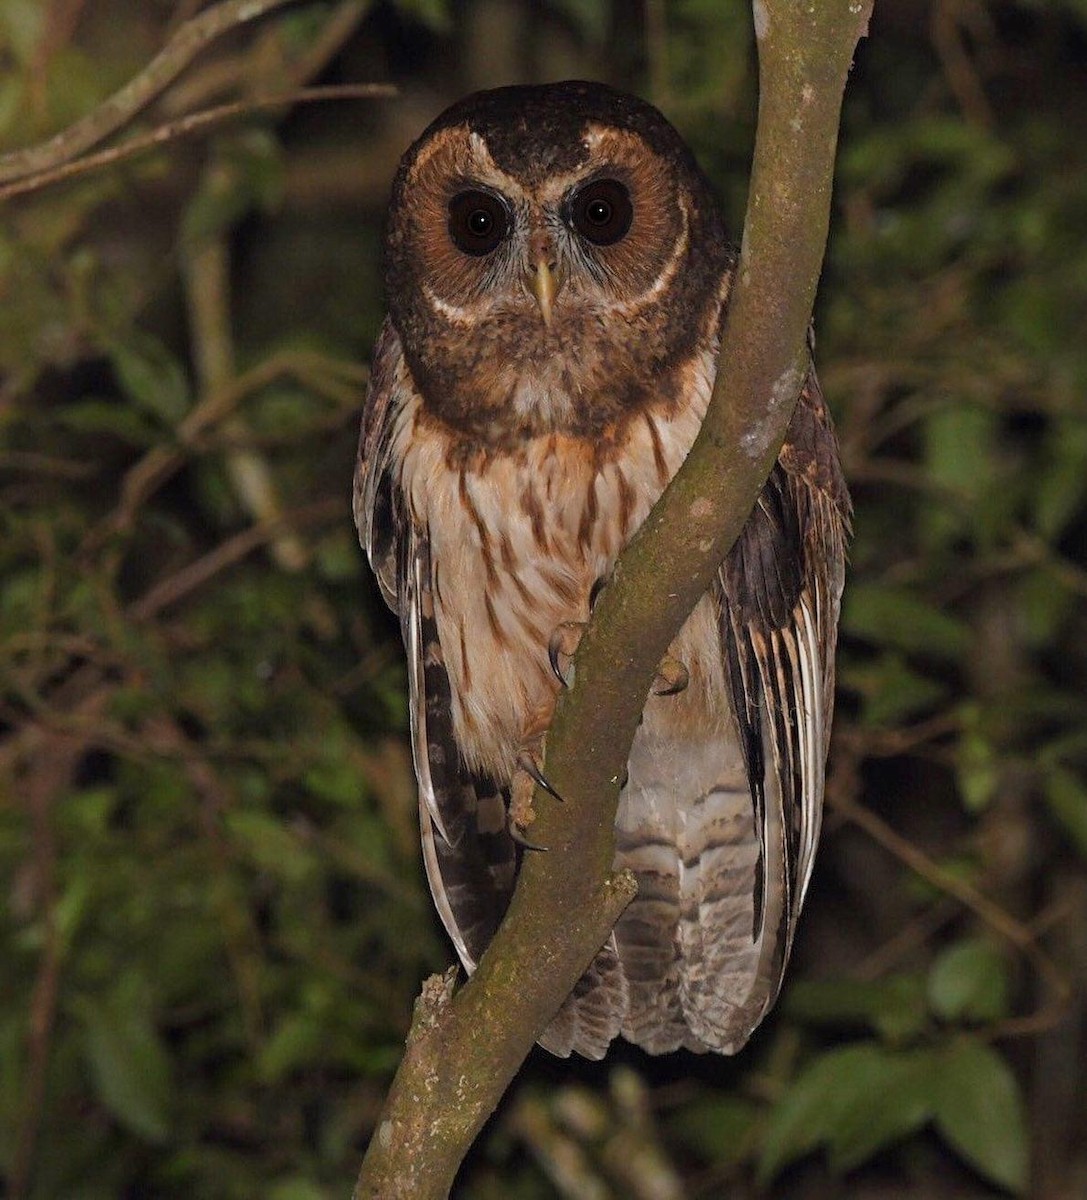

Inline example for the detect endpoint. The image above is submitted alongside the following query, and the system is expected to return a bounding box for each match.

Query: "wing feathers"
[355,322,518,980]
[709,364,850,1041]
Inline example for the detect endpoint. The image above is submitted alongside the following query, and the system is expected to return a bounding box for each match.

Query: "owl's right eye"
[448,190,510,256]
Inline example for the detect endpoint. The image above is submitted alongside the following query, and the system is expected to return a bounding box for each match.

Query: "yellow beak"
[529,259,559,327]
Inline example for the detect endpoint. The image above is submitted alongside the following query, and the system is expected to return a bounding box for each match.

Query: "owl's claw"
[548,621,586,688]
[517,750,564,803]
[509,734,563,852]
[508,817,549,852]
[652,655,690,697]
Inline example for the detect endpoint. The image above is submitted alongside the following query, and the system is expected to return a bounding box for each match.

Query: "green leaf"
[226,810,317,883]
[267,1181,328,1200]
[828,1048,936,1172]
[53,397,163,446]
[548,0,611,40]
[259,1014,323,1083]
[108,330,191,424]
[666,1095,757,1165]
[1034,417,1087,539]
[921,404,998,549]
[932,1041,1029,1194]
[956,723,999,813]
[0,0,45,62]
[842,652,949,727]
[759,1043,927,1183]
[842,584,971,662]
[784,974,928,1042]
[75,984,173,1143]
[928,939,1010,1024]
[393,0,453,32]
[1043,764,1087,858]
[182,130,286,246]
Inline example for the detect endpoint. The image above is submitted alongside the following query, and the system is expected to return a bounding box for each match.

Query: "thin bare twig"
[829,787,1073,1040]
[78,351,363,555]
[0,0,304,185]
[183,215,309,572]
[128,497,344,621]
[0,84,396,203]
[9,692,110,1200]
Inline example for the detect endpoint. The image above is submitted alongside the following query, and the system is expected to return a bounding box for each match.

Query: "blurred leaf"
[932,1041,1029,1195]
[828,1049,936,1172]
[784,974,928,1041]
[666,1095,757,1165]
[53,397,164,446]
[75,982,173,1143]
[1034,417,1087,539]
[391,0,452,32]
[1043,764,1087,858]
[268,1180,329,1200]
[842,584,971,662]
[226,810,317,883]
[183,130,286,247]
[759,1043,930,1183]
[548,0,610,40]
[108,331,191,425]
[842,652,949,727]
[259,1014,323,1083]
[927,939,1010,1024]
[956,717,999,813]
[921,403,998,549]
[0,0,44,63]
[1017,569,1076,648]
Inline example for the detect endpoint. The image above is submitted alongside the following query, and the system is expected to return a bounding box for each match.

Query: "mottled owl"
[354,81,850,1058]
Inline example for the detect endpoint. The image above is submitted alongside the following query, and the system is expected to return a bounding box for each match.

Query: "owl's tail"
[539,720,789,1059]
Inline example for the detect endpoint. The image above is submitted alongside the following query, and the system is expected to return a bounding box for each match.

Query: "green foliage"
[760,1039,1029,1195]
[2,1,1085,1198]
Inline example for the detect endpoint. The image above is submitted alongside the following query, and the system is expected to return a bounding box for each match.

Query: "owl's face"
[400,124,683,323]
[384,82,731,446]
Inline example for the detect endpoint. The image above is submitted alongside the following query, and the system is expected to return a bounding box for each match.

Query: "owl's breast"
[407,297,703,447]
[392,347,722,781]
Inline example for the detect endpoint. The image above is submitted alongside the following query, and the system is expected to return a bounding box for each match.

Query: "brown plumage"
[354,81,850,1058]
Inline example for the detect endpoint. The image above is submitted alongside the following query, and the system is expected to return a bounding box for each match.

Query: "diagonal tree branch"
[0,0,310,185]
[353,3,874,1196]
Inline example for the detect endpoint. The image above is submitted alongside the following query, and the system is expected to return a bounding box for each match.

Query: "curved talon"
[517,751,565,803]
[547,630,569,687]
[547,621,585,689]
[509,818,549,852]
[652,656,689,697]
[589,575,608,611]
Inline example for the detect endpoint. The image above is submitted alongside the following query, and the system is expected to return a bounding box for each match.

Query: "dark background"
[2,1,1085,1196]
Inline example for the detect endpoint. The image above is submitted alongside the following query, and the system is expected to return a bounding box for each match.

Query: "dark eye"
[448,189,510,256]
[569,179,633,246]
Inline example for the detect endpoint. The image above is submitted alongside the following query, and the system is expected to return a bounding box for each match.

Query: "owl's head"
[384,81,732,446]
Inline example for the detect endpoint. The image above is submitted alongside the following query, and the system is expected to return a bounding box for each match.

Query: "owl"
[354,81,850,1058]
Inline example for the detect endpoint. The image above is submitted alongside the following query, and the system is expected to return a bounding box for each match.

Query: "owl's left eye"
[448,190,510,256]
[567,179,633,247]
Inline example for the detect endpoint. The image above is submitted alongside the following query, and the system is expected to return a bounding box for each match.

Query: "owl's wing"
[353,319,517,972]
[715,361,851,1002]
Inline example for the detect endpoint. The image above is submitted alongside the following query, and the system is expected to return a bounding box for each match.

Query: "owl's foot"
[652,655,690,697]
[508,816,548,852]
[509,734,563,851]
[548,619,689,698]
[548,621,585,687]
[548,576,609,688]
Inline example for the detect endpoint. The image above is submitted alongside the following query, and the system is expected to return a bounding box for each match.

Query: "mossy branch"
[353,2,873,1196]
